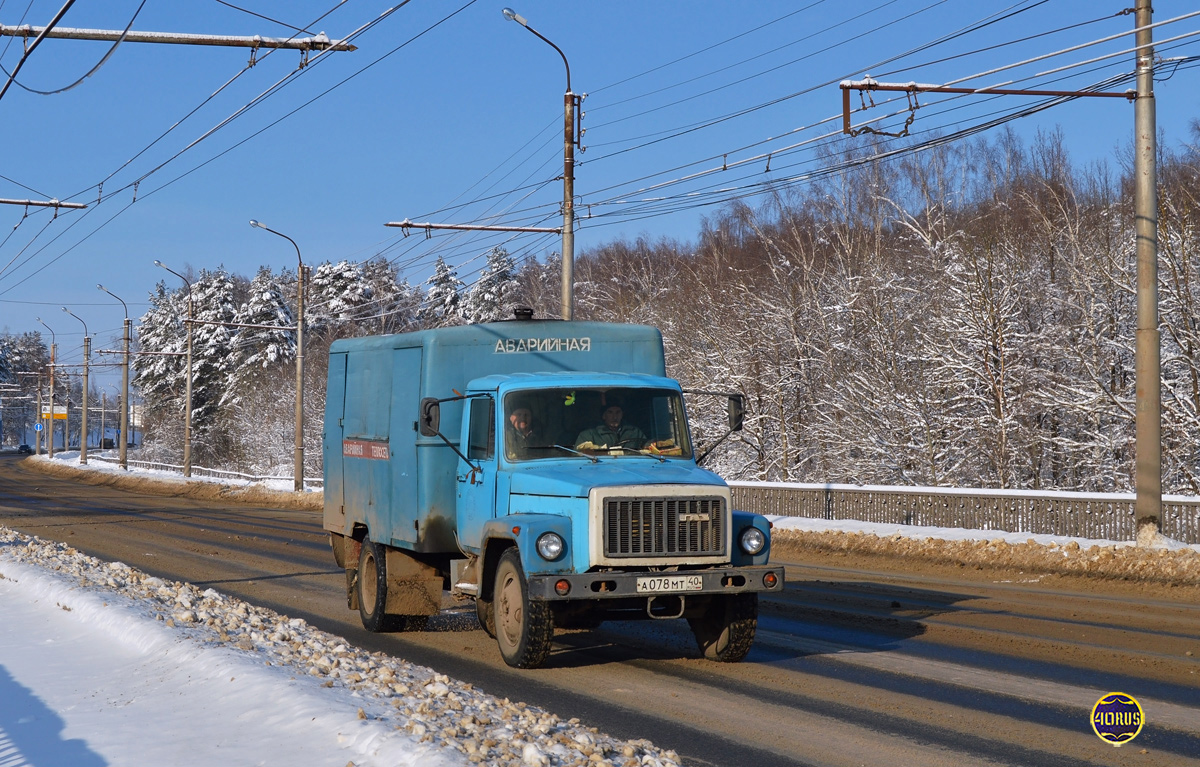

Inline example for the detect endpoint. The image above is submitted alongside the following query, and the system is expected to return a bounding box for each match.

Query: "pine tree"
[223,266,296,408]
[418,256,464,328]
[462,246,517,323]
[307,260,375,337]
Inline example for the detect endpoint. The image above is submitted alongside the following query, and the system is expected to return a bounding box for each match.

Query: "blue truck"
[323,314,782,668]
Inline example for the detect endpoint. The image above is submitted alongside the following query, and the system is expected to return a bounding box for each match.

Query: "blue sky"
[1,0,1198,388]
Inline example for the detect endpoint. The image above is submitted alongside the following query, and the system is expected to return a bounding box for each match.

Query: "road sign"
[40,405,67,420]
[34,422,42,432]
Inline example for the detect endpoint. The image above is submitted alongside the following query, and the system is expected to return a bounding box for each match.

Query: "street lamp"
[35,317,56,457]
[15,371,39,451]
[153,260,193,477]
[97,284,132,469]
[250,219,307,492]
[62,307,91,463]
[502,7,581,320]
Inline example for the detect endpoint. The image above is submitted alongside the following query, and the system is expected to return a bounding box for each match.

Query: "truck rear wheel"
[688,593,757,662]
[494,548,553,668]
[357,539,404,632]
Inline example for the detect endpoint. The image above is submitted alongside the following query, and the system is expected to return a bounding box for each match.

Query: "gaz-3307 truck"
[323,314,782,668]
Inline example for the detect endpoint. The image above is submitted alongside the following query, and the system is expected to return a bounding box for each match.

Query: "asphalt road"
[3,453,1199,767]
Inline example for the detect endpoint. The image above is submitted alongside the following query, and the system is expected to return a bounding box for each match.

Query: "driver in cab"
[574,398,647,452]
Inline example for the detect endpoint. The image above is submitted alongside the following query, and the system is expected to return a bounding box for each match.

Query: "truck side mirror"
[728,395,745,432]
[419,397,441,437]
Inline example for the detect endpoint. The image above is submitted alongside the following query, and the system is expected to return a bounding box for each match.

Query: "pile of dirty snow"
[769,516,1200,585]
[0,526,680,767]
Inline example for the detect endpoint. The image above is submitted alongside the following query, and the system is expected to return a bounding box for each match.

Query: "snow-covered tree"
[461,246,517,323]
[223,266,296,409]
[306,260,375,337]
[418,256,464,328]
[232,267,296,371]
[361,259,420,335]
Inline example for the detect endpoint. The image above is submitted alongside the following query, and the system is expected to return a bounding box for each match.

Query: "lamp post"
[62,307,90,463]
[503,7,580,320]
[250,219,306,492]
[16,371,38,451]
[153,261,193,477]
[35,317,56,457]
[97,284,132,469]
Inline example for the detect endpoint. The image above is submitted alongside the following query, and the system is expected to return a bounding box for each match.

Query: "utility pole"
[1133,0,1161,544]
[503,8,583,320]
[249,220,308,492]
[63,307,90,463]
[35,374,42,454]
[839,8,1163,545]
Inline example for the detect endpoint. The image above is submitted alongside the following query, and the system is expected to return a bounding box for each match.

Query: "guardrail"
[87,454,324,490]
[728,482,1200,545]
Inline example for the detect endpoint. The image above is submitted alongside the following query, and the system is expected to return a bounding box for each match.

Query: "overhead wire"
[0,0,78,103]
[0,0,147,95]
[0,0,424,294]
[575,17,1199,218]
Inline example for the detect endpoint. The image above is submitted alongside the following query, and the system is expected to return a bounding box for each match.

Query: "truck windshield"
[503,388,693,461]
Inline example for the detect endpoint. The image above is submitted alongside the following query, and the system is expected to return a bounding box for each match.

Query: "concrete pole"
[121,317,131,468]
[101,391,106,452]
[35,374,42,454]
[562,91,575,321]
[294,264,305,492]
[48,345,55,456]
[249,220,306,492]
[184,294,193,477]
[80,335,89,463]
[1133,0,1161,545]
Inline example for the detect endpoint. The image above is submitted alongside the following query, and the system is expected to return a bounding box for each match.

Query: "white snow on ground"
[766,514,1200,554]
[0,528,680,767]
[32,450,309,494]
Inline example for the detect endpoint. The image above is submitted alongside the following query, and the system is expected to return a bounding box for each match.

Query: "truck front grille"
[603,496,726,558]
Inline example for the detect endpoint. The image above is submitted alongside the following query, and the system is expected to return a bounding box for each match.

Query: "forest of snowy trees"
[3,127,1199,494]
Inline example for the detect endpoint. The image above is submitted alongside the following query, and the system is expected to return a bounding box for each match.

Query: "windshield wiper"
[608,445,666,463]
[552,444,599,463]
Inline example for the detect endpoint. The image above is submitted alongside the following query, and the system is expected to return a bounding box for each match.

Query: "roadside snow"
[0,528,681,767]
[768,516,1200,584]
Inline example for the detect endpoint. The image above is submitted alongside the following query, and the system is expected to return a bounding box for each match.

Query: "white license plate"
[635,575,704,593]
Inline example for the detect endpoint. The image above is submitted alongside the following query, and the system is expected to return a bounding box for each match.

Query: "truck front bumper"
[526,565,783,601]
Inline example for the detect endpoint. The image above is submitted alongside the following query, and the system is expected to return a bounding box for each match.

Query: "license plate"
[636,575,704,593]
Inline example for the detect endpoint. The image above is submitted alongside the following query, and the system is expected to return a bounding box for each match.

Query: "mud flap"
[346,567,359,610]
[383,548,443,616]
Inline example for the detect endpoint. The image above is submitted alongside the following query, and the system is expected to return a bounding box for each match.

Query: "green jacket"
[574,423,647,449]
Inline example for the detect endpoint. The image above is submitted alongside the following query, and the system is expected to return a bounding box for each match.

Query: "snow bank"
[769,516,1200,584]
[0,528,681,767]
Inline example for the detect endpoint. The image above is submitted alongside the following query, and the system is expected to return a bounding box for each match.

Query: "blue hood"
[506,459,726,498]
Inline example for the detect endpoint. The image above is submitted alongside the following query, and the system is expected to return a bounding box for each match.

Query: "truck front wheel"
[493,548,553,668]
[688,593,757,662]
[357,540,404,632]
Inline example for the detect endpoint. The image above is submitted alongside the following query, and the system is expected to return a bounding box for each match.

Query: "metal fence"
[728,482,1200,545]
[88,454,324,490]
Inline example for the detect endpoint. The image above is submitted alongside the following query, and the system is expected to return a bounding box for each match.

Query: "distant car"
[16,444,33,454]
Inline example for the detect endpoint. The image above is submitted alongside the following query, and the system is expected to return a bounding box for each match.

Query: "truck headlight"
[738,526,766,555]
[536,532,565,561]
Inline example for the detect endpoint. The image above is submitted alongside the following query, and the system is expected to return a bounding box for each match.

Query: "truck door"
[455,396,496,551]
